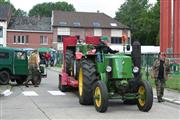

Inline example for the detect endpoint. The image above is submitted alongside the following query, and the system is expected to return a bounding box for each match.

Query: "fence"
[141,53,180,79]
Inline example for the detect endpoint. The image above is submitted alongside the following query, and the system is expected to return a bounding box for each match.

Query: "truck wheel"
[0,71,10,85]
[32,71,41,86]
[78,59,97,105]
[16,76,27,85]
[137,80,153,112]
[58,74,68,92]
[66,50,74,76]
[93,81,108,113]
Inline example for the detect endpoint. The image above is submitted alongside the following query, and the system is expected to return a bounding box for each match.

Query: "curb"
[153,96,180,105]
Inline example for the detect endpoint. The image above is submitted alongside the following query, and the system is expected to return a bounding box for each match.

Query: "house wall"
[53,27,131,50]
[7,30,53,48]
[0,21,7,47]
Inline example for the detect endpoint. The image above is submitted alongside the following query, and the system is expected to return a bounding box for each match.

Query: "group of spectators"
[39,51,56,67]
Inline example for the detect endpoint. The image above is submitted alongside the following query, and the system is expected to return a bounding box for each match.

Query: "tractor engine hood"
[104,54,133,79]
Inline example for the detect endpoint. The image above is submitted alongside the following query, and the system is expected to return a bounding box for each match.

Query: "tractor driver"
[96,36,118,54]
[96,36,118,62]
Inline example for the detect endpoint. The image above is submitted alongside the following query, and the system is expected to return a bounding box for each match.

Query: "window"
[15,51,26,60]
[110,23,117,27]
[111,37,122,44]
[73,22,80,26]
[0,26,3,38]
[0,52,9,59]
[13,35,29,44]
[59,21,67,26]
[40,36,48,45]
[93,22,100,27]
[57,35,69,43]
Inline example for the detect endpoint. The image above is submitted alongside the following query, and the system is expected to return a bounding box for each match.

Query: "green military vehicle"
[0,47,45,85]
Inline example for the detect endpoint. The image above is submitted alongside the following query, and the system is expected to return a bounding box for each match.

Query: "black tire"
[93,81,108,113]
[137,80,153,112]
[16,77,26,85]
[58,74,68,92]
[65,50,74,76]
[32,71,41,86]
[78,59,97,105]
[0,71,10,85]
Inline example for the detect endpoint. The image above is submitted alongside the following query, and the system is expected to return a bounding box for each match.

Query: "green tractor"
[59,36,153,113]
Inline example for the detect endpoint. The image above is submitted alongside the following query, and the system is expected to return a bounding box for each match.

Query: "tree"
[29,1,75,17]
[0,0,26,17]
[14,9,27,16]
[115,0,159,45]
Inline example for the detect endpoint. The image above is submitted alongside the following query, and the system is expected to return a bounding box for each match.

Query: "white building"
[0,5,11,47]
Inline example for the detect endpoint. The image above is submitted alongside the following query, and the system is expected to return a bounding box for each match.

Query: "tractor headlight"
[133,66,139,73]
[106,66,112,72]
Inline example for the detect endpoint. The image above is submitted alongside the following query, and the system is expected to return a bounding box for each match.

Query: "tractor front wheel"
[137,80,153,112]
[93,81,108,113]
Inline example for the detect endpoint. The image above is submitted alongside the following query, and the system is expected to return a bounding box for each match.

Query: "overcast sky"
[10,0,157,17]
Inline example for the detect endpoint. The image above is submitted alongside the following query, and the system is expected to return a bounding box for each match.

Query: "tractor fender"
[59,72,68,86]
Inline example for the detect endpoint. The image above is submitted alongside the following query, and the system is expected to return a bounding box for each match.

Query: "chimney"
[97,10,100,13]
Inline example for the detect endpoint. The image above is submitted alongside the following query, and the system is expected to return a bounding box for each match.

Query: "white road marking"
[22,91,38,96]
[2,89,13,96]
[48,91,66,96]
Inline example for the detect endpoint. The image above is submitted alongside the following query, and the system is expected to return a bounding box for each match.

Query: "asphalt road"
[0,69,180,120]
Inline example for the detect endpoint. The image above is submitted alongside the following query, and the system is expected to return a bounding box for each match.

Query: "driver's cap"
[101,36,109,41]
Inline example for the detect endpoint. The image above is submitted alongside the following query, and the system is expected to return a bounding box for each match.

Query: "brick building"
[0,4,130,50]
[7,17,52,48]
[52,11,130,50]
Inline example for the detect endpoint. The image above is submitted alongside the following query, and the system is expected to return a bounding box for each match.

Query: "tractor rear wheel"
[0,71,10,85]
[93,81,108,113]
[78,59,97,105]
[137,80,153,112]
[65,50,74,76]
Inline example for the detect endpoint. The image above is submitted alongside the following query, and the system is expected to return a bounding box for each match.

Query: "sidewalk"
[153,88,180,105]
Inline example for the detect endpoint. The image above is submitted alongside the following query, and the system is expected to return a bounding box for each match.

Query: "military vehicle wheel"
[66,50,74,76]
[58,75,68,92]
[32,71,41,86]
[0,71,10,85]
[78,59,97,105]
[137,80,153,112]
[16,78,25,85]
[93,81,108,113]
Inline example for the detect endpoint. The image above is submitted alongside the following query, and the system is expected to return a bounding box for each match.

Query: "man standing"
[24,49,40,87]
[152,53,170,102]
